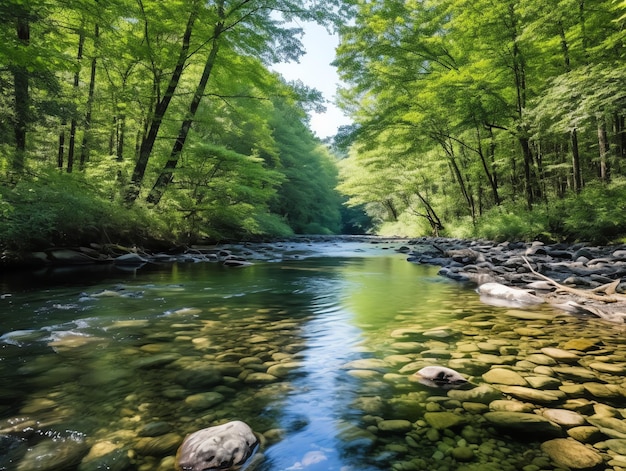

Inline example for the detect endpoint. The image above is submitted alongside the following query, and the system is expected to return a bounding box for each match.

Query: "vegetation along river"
[2,239,626,471]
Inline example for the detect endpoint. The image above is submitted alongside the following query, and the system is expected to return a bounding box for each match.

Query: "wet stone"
[377,420,413,433]
[184,392,225,410]
[540,347,581,363]
[566,426,604,443]
[587,416,626,438]
[562,339,600,352]
[498,386,566,404]
[525,354,557,366]
[489,400,535,413]
[243,372,278,383]
[138,421,172,437]
[17,437,89,471]
[541,409,587,427]
[588,362,626,375]
[482,368,528,386]
[583,382,620,398]
[514,328,544,337]
[483,412,563,438]
[552,366,598,381]
[525,376,561,389]
[423,412,467,430]
[447,384,501,404]
[134,432,183,456]
[540,438,603,470]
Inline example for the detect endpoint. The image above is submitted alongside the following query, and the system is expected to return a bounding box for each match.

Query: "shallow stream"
[1,239,626,471]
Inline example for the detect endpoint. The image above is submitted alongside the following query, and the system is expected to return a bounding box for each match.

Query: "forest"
[1,0,625,259]
[335,0,626,243]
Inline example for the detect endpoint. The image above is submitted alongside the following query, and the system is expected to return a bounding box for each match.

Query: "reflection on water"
[1,249,625,470]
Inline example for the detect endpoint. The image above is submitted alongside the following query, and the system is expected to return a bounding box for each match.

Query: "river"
[1,239,625,471]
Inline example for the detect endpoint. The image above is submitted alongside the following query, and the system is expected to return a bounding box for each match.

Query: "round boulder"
[540,438,603,470]
[176,421,259,471]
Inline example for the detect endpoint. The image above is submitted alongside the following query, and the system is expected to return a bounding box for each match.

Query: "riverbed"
[1,238,626,471]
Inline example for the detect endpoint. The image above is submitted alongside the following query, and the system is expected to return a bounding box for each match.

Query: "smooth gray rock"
[176,421,259,471]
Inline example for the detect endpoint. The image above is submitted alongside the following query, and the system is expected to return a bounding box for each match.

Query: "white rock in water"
[477,282,544,307]
[176,420,259,471]
[414,366,468,389]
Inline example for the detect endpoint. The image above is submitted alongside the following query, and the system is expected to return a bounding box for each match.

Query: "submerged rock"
[540,438,603,470]
[483,412,563,437]
[17,436,89,471]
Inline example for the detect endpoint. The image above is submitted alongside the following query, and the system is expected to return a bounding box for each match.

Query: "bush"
[560,179,626,244]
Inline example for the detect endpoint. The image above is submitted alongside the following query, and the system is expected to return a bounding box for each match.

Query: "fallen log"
[522,256,626,303]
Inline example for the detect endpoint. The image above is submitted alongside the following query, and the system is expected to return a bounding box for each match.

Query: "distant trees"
[335,0,626,241]
[0,0,348,250]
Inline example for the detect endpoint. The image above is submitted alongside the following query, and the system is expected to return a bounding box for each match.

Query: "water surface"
[1,243,623,470]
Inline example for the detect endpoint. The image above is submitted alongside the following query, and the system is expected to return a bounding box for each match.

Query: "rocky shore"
[405,237,626,323]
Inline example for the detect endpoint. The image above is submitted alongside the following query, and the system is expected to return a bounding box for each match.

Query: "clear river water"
[1,239,625,471]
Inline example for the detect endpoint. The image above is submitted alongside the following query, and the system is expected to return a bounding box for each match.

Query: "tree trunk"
[68,31,85,173]
[597,117,609,182]
[124,8,198,203]
[519,136,534,209]
[13,15,30,172]
[57,128,65,169]
[476,125,500,205]
[571,129,582,192]
[147,7,224,206]
[79,24,99,170]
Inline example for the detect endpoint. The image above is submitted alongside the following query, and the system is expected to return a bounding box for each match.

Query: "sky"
[271,22,352,140]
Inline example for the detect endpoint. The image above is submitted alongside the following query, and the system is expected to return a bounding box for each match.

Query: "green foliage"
[467,204,550,243]
[0,172,169,251]
[560,179,626,244]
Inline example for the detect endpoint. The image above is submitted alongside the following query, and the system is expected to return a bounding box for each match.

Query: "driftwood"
[522,256,626,303]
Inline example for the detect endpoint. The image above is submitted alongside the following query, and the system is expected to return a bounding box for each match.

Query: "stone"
[566,426,604,443]
[540,438,603,470]
[483,412,563,437]
[138,421,173,437]
[588,362,626,375]
[266,362,301,378]
[134,433,182,456]
[243,372,278,383]
[378,420,413,433]
[552,366,598,381]
[489,400,535,413]
[176,421,259,471]
[515,328,545,337]
[447,384,501,404]
[525,376,561,389]
[477,282,545,307]
[583,382,620,398]
[541,409,586,427]
[605,438,626,454]
[587,416,626,438]
[423,412,467,430]
[452,446,475,462]
[498,386,566,404]
[17,437,89,471]
[414,366,467,388]
[184,392,225,410]
[526,354,557,366]
[540,347,580,363]
[482,368,528,386]
[562,339,600,352]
